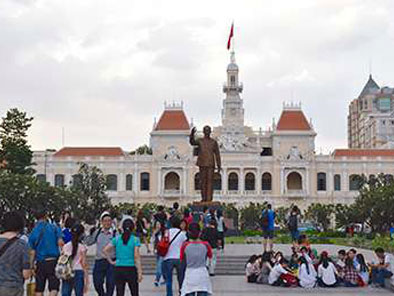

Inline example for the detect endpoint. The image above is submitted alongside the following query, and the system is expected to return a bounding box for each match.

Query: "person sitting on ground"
[298,255,317,288]
[256,252,273,285]
[245,255,258,283]
[347,248,360,270]
[356,253,369,287]
[317,251,338,287]
[268,258,298,287]
[370,247,394,288]
[201,219,219,276]
[273,251,284,264]
[180,222,213,296]
[343,257,360,287]
[289,248,299,271]
[0,211,32,296]
[335,249,346,271]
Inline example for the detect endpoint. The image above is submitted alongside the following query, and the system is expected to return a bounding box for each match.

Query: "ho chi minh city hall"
[32,51,394,209]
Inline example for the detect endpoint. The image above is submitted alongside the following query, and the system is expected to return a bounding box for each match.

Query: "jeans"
[207,248,217,274]
[162,259,184,296]
[62,270,84,296]
[93,259,115,296]
[155,255,164,282]
[114,266,139,296]
[372,267,393,286]
[185,292,208,296]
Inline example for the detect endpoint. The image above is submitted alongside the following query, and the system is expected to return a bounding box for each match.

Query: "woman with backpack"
[60,224,88,296]
[103,219,143,296]
[152,220,166,287]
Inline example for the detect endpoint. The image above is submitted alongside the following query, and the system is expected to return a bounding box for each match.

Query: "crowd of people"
[246,204,394,289]
[0,202,227,296]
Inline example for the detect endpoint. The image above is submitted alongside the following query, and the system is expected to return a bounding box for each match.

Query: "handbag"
[26,278,36,296]
[156,230,181,257]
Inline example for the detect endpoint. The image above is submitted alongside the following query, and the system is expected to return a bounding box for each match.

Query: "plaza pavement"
[82,244,394,295]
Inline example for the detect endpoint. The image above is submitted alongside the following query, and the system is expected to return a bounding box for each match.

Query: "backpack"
[156,230,181,257]
[288,214,298,231]
[55,253,74,280]
[261,210,269,229]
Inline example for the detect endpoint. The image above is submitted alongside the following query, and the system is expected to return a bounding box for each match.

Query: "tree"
[239,202,267,231]
[0,108,34,174]
[130,144,152,155]
[304,203,335,231]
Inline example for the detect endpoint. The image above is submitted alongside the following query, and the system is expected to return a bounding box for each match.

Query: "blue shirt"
[62,228,72,244]
[28,221,62,262]
[262,209,275,231]
[112,234,141,267]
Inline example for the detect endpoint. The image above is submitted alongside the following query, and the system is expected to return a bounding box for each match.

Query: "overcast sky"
[1,0,393,153]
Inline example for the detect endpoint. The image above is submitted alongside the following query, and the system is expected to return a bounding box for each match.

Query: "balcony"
[244,190,258,196]
[285,190,307,198]
[163,189,181,198]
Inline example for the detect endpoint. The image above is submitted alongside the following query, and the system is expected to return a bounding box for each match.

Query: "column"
[280,168,285,194]
[240,168,244,193]
[222,168,227,196]
[119,172,125,192]
[133,164,138,193]
[157,168,161,196]
[257,167,262,194]
[183,168,187,196]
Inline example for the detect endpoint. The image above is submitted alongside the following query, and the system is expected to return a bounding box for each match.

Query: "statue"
[189,125,221,202]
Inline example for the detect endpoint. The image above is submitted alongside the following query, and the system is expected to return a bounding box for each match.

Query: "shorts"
[262,229,274,239]
[290,230,299,241]
[35,259,60,292]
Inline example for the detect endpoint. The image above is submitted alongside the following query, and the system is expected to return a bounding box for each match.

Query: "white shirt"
[318,262,337,286]
[268,264,288,285]
[299,263,317,288]
[164,228,187,260]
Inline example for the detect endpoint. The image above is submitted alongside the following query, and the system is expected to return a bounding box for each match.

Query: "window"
[228,172,238,191]
[106,174,118,191]
[36,174,46,183]
[317,172,326,191]
[54,174,65,187]
[213,173,222,190]
[126,174,133,191]
[262,173,272,191]
[72,174,82,188]
[334,174,341,191]
[194,173,201,191]
[287,172,302,190]
[140,172,150,191]
[230,75,235,85]
[378,97,391,111]
[349,174,362,191]
[164,172,180,190]
[245,173,255,191]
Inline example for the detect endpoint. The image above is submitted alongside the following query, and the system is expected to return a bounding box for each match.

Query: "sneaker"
[154,281,159,287]
[210,273,215,277]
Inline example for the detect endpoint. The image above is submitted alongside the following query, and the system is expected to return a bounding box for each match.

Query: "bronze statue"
[189,125,221,202]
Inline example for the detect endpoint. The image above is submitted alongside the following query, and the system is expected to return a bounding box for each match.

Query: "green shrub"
[243,229,262,236]
[371,234,394,253]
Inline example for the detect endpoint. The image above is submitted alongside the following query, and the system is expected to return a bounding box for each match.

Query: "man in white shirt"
[162,216,188,296]
[371,247,394,287]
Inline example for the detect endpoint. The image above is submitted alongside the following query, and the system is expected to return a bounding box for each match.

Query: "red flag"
[227,23,234,50]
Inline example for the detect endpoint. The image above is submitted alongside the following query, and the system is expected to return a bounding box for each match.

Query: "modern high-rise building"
[348,75,394,148]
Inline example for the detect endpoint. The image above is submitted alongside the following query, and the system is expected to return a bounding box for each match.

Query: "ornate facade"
[33,52,394,208]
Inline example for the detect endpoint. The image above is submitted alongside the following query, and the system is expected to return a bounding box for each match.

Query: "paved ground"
[84,275,393,296]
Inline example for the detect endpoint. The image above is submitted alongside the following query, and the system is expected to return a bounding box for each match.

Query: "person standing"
[216,209,226,252]
[180,222,213,296]
[135,210,151,254]
[152,220,166,287]
[287,206,300,247]
[84,211,116,296]
[103,219,143,296]
[62,217,76,244]
[189,125,221,202]
[29,209,64,296]
[0,211,32,296]
[162,216,188,296]
[261,204,275,252]
[61,224,88,296]
[201,219,219,276]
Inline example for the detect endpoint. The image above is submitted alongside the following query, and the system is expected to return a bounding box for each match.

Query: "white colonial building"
[33,52,394,208]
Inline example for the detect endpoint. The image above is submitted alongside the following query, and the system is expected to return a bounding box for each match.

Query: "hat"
[100,211,111,220]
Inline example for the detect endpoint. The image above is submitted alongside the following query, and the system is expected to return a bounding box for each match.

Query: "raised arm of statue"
[189,127,198,146]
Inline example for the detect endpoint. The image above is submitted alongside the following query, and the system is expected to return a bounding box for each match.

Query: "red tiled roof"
[155,110,190,131]
[54,147,125,157]
[277,110,311,131]
[333,149,394,158]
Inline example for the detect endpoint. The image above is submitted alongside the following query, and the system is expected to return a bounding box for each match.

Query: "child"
[245,255,258,283]
[299,256,317,288]
[317,251,338,287]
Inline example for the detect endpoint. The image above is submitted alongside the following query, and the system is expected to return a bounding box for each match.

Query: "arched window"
[213,173,222,190]
[54,174,65,187]
[317,172,326,191]
[126,174,133,191]
[106,174,118,191]
[164,172,180,190]
[194,173,201,190]
[245,172,255,191]
[334,174,341,191]
[349,174,362,191]
[140,172,150,191]
[287,172,302,190]
[262,173,272,191]
[228,172,239,191]
[230,75,236,85]
[36,174,46,183]
[72,174,82,188]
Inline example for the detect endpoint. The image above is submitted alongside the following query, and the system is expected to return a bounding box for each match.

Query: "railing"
[163,189,181,197]
[285,190,306,197]
[244,190,258,195]
[228,190,241,195]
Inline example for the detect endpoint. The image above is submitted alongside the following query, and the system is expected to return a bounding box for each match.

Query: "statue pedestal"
[190,201,221,212]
